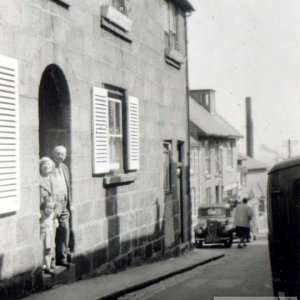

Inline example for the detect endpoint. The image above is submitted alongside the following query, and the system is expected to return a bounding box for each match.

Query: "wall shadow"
[0,254,43,300]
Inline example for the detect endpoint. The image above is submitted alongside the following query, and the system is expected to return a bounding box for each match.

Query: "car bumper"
[195,236,231,243]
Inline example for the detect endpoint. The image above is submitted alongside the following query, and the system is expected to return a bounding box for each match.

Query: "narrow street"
[120,236,273,300]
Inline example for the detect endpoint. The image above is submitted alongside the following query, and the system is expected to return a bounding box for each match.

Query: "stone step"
[42,263,76,289]
[179,242,190,254]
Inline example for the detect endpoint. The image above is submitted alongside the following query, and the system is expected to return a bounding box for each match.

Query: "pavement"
[24,249,225,300]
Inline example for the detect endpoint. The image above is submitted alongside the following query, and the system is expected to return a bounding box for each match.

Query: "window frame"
[108,96,123,171]
[215,146,220,174]
[227,141,234,169]
[163,141,172,193]
[104,84,125,172]
[190,146,199,176]
[92,86,139,181]
[163,1,178,50]
[241,171,247,186]
[163,0,185,68]
[204,140,211,175]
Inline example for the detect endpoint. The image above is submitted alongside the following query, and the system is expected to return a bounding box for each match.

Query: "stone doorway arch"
[39,64,71,164]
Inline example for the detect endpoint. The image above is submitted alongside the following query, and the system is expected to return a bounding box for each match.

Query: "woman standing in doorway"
[39,156,59,270]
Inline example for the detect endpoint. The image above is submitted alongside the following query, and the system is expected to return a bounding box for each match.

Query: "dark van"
[268,157,300,296]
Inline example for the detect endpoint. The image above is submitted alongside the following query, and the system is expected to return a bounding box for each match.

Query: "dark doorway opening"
[177,141,184,243]
[216,186,220,204]
[39,64,71,164]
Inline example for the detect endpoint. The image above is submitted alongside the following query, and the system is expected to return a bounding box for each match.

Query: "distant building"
[237,153,269,212]
[189,89,242,231]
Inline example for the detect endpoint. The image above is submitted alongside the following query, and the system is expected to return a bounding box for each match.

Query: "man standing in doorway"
[52,145,73,266]
[234,197,252,248]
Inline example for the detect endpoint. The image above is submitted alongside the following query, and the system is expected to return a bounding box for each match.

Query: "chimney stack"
[246,97,254,158]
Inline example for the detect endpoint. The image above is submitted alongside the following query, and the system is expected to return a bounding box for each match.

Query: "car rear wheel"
[195,241,203,248]
[224,238,232,248]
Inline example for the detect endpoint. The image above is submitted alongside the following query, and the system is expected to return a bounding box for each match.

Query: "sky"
[187,0,300,166]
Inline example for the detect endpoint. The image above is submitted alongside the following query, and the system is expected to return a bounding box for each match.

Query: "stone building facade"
[189,90,242,233]
[0,0,193,298]
[237,153,268,209]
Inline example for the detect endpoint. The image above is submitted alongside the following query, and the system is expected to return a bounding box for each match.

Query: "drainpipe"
[246,97,254,158]
[184,11,192,245]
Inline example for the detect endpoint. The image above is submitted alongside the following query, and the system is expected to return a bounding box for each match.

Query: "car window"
[199,208,226,217]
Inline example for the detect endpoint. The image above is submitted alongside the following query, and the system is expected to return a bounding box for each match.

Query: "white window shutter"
[127,96,139,170]
[0,55,19,214]
[92,87,109,174]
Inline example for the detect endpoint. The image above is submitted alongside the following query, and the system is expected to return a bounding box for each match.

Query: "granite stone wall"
[0,0,190,297]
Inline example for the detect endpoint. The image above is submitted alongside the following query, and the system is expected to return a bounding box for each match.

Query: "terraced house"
[189,89,242,232]
[0,0,194,298]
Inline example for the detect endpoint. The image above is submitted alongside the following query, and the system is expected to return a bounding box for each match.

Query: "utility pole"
[284,139,298,158]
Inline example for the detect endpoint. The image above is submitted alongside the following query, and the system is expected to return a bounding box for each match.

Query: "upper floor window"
[204,140,211,175]
[163,1,177,50]
[201,93,210,111]
[241,171,247,186]
[163,0,185,68]
[215,146,221,174]
[191,146,199,176]
[227,141,234,168]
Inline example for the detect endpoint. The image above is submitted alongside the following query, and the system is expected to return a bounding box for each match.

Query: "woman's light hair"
[39,156,54,170]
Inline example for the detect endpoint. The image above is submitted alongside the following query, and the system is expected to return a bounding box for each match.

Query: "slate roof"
[238,153,269,171]
[190,97,242,139]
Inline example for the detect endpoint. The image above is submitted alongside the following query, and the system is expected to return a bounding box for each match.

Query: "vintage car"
[194,204,235,248]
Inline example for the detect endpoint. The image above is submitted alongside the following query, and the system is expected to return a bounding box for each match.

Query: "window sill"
[101,18,133,43]
[50,0,71,8]
[104,172,136,186]
[101,5,133,32]
[165,48,185,69]
[100,5,133,43]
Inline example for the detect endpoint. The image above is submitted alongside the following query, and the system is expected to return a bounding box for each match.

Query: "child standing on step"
[40,196,59,274]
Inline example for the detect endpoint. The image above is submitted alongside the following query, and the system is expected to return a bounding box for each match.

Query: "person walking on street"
[234,197,252,248]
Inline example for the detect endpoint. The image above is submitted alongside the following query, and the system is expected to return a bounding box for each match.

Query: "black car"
[194,204,235,248]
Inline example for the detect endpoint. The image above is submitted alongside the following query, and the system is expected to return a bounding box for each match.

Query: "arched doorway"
[39,65,71,164]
